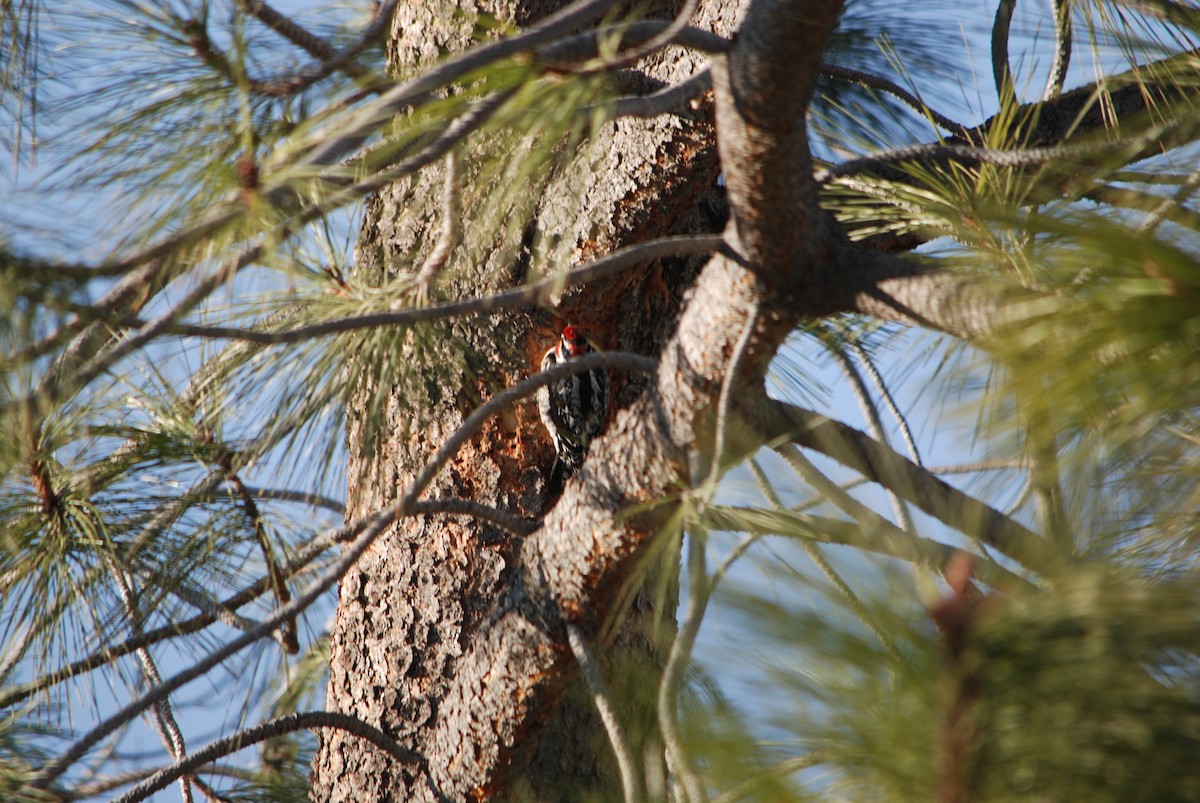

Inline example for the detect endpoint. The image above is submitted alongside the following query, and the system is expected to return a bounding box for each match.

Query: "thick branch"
[702,506,1029,589]
[757,399,1053,570]
[840,246,1004,339]
[713,0,844,296]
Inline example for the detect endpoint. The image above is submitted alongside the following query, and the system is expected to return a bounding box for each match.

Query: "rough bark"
[373,3,850,796]
[310,1,738,800]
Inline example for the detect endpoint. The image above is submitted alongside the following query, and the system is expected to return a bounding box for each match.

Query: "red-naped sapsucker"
[537,325,609,492]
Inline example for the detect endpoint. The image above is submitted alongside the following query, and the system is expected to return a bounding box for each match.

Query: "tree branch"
[109,711,422,803]
[127,236,724,344]
[839,48,1200,252]
[824,342,915,532]
[817,141,1085,184]
[408,499,539,539]
[102,552,195,803]
[757,399,1053,570]
[712,0,844,297]
[658,534,709,803]
[232,486,346,514]
[247,0,399,96]
[566,623,642,803]
[599,69,713,119]
[992,0,1017,109]
[1043,0,1072,100]
[849,339,922,466]
[241,0,342,62]
[835,245,1005,339]
[743,460,902,658]
[0,530,334,711]
[820,64,970,136]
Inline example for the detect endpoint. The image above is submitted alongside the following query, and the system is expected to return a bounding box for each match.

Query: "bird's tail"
[548,457,566,498]
[541,457,567,514]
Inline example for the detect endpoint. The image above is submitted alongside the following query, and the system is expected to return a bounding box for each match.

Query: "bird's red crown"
[561,325,589,356]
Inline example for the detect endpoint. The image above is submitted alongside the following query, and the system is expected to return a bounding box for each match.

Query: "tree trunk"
[309,1,736,799]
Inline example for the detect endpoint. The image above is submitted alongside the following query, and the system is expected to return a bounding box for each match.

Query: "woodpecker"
[537,325,609,489]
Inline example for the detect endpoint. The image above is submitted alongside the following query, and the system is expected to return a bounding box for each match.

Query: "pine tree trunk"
[309,1,737,799]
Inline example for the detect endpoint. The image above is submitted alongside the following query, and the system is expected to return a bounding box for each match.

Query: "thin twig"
[311,86,516,203]
[602,69,712,119]
[702,310,758,499]
[0,621,34,686]
[992,0,1018,107]
[127,236,724,344]
[580,0,700,73]
[739,456,892,652]
[0,493,529,710]
[19,16,721,379]
[122,472,230,565]
[701,507,1029,590]
[31,503,395,790]
[816,141,1083,184]
[1109,0,1200,28]
[1043,0,1072,100]
[409,499,539,539]
[292,0,629,171]
[1086,184,1200,232]
[704,459,777,594]
[14,89,515,422]
[779,442,938,605]
[777,441,916,566]
[233,486,345,514]
[657,533,709,803]
[930,460,1028,474]
[820,64,971,137]
[249,0,399,96]
[0,545,330,712]
[1005,477,1033,518]
[191,774,234,803]
[409,353,655,518]
[37,0,625,299]
[219,461,299,654]
[103,553,194,803]
[744,459,900,658]
[1138,163,1200,233]
[566,623,642,803]
[826,341,915,533]
[536,20,730,66]
[16,254,245,418]
[241,0,340,61]
[109,711,422,803]
[68,768,159,799]
[139,570,262,638]
[411,150,460,301]
[848,340,922,467]
[761,400,1051,570]
[777,443,913,550]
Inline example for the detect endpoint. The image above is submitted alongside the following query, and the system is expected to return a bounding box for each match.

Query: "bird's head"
[561,325,590,358]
